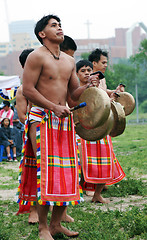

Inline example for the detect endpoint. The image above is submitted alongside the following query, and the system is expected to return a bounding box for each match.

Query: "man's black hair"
[19,49,34,68]
[76,60,93,73]
[34,14,61,44]
[88,48,108,63]
[60,35,77,51]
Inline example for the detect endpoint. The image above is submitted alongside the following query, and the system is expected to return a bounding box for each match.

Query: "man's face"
[40,18,64,43]
[77,65,93,86]
[93,55,108,73]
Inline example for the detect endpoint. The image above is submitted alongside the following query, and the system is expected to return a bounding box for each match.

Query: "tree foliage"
[140,99,147,113]
[105,39,147,104]
[129,39,147,104]
[105,60,136,95]
[81,52,91,60]
[80,39,147,106]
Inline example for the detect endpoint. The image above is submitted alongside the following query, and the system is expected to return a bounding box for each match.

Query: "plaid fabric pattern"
[36,111,82,206]
[17,115,37,214]
[81,135,125,185]
[17,109,83,210]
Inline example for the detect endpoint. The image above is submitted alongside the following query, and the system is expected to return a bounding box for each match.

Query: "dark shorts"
[1,140,16,148]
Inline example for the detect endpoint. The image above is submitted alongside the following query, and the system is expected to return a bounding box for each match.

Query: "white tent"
[0,75,21,102]
[0,75,21,89]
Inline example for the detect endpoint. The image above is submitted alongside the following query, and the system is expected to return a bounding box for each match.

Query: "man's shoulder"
[27,47,44,62]
[60,52,75,66]
[61,51,74,59]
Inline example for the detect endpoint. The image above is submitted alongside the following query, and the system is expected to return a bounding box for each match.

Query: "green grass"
[0,201,146,240]
[103,178,147,197]
[0,166,19,190]
[0,124,147,239]
[112,124,147,177]
[126,111,147,122]
[0,183,18,190]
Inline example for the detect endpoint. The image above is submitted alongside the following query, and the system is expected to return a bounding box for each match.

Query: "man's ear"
[93,61,97,67]
[38,31,46,39]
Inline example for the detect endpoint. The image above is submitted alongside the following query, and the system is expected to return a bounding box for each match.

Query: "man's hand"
[116,84,125,93]
[8,139,13,144]
[110,92,120,101]
[53,105,71,118]
[88,74,100,87]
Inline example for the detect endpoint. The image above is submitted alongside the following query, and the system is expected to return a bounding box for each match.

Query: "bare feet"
[28,206,39,224]
[92,195,110,204]
[39,227,54,240]
[86,191,94,197]
[49,205,74,222]
[49,224,79,237]
[61,213,74,222]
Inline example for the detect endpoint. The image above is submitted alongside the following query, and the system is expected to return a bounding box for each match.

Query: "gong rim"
[110,101,126,137]
[75,109,114,141]
[115,92,135,116]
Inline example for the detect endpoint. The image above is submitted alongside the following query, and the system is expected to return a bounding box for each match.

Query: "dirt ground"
[0,162,147,211]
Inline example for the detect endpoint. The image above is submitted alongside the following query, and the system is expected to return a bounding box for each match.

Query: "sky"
[0,0,147,43]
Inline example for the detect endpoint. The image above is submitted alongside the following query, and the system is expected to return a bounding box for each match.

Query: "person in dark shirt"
[0,117,17,161]
[13,101,23,156]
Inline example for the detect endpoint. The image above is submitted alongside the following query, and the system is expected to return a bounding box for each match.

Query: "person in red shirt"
[0,101,14,128]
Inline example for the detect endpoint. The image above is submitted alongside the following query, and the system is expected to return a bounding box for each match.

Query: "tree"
[79,39,147,105]
[140,100,147,113]
[105,39,147,104]
[105,59,137,95]
[130,39,147,104]
[81,52,91,60]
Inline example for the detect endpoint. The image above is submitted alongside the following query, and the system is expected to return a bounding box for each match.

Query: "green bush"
[140,99,147,113]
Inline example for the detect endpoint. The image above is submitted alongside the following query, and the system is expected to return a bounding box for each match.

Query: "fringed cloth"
[36,111,82,205]
[17,109,83,210]
[17,116,37,214]
[80,135,125,191]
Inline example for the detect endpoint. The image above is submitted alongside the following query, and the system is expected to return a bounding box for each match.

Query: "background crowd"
[0,100,24,161]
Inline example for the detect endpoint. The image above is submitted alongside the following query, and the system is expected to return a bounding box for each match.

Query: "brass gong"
[77,87,111,129]
[110,101,126,137]
[115,92,135,116]
[74,109,114,141]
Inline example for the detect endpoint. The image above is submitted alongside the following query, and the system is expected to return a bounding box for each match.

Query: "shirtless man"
[88,48,125,97]
[17,49,34,124]
[60,34,77,57]
[16,48,39,224]
[87,48,125,203]
[49,35,78,223]
[17,39,77,224]
[21,14,98,240]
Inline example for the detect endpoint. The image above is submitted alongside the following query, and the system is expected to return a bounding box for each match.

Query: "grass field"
[0,123,147,240]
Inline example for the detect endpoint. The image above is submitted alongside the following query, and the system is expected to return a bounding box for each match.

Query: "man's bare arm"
[68,65,100,101]
[16,86,28,124]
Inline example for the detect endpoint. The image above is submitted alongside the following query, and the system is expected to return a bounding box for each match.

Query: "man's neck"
[43,42,60,60]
